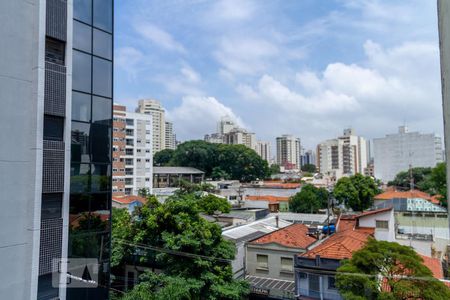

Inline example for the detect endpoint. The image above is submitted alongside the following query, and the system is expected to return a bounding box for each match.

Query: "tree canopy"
[334,174,380,211]
[289,184,328,213]
[153,140,270,182]
[336,239,450,300]
[388,163,447,207]
[301,163,316,173]
[153,149,175,166]
[112,191,248,299]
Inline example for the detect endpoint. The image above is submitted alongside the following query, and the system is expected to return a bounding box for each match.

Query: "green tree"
[334,174,379,211]
[153,149,175,166]
[289,184,328,213]
[138,188,151,198]
[301,163,316,173]
[269,164,281,175]
[336,239,450,300]
[388,167,432,190]
[111,208,132,268]
[428,162,447,206]
[118,194,248,299]
[197,194,231,215]
[170,140,217,175]
[211,166,230,180]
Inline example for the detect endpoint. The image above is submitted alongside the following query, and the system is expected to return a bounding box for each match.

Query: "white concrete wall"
[0,1,45,299]
[358,209,396,242]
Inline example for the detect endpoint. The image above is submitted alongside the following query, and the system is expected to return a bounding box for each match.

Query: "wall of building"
[0,1,44,298]
[246,244,300,281]
[358,210,395,242]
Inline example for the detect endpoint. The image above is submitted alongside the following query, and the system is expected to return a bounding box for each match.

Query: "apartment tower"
[256,141,271,163]
[0,0,113,299]
[136,99,166,154]
[165,121,176,150]
[113,104,153,196]
[276,135,301,169]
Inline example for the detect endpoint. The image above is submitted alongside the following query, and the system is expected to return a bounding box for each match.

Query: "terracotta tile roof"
[246,195,290,203]
[112,195,146,204]
[249,223,317,249]
[420,255,443,279]
[263,181,301,189]
[430,195,442,205]
[300,230,372,260]
[356,206,393,218]
[335,214,357,232]
[375,189,432,201]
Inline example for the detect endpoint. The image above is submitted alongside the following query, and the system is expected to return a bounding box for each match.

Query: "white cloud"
[167,96,244,140]
[134,22,186,53]
[209,0,256,21]
[180,65,201,84]
[115,47,145,80]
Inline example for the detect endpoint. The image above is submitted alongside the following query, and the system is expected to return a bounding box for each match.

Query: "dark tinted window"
[93,0,112,32]
[93,29,112,60]
[41,193,62,219]
[92,57,112,97]
[89,193,110,212]
[71,121,90,163]
[74,0,92,24]
[91,123,111,163]
[92,96,112,124]
[70,163,90,193]
[73,50,92,93]
[45,38,65,65]
[44,115,64,141]
[73,21,92,53]
[72,92,91,122]
[91,164,111,192]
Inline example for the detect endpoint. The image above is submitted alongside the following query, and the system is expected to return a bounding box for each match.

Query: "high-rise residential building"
[317,129,368,179]
[217,115,236,135]
[204,133,224,144]
[373,126,443,182]
[113,105,153,197]
[223,128,257,149]
[276,135,301,169]
[256,141,271,163]
[301,150,316,166]
[136,99,166,154]
[165,121,176,150]
[0,1,113,299]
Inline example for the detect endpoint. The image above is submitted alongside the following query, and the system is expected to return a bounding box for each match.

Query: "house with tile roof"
[112,195,146,213]
[245,223,317,299]
[244,195,291,212]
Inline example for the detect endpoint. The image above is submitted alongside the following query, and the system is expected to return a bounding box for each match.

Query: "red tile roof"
[430,195,442,205]
[249,223,317,249]
[356,206,393,218]
[112,195,146,204]
[263,182,301,189]
[300,230,372,260]
[375,189,432,201]
[246,195,290,203]
[420,255,444,279]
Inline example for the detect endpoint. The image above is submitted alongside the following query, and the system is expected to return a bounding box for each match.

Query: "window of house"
[256,254,268,270]
[280,257,293,272]
[376,220,389,229]
[328,276,336,289]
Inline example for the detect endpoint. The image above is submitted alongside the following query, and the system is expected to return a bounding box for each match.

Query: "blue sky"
[114,0,442,150]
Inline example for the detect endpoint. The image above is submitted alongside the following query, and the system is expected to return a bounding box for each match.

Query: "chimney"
[275,215,279,228]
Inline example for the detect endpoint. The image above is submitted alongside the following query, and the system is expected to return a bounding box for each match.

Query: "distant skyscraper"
[256,141,271,163]
[317,129,368,179]
[0,0,113,298]
[113,104,153,196]
[136,99,166,154]
[373,126,443,182]
[223,128,257,150]
[301,150,316,166]
[276,135,301,169]
[165,121,177,150]
[217,116,236,135]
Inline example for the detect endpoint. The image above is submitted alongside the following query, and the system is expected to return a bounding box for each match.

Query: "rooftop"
[375,189,432,201]
[268,212,329,225]
[249,223,317,249]
[222,216,291,243]
[246,195,290,203]
[112,195,146,205]
[153,166,205,174]
[420,255,444,279]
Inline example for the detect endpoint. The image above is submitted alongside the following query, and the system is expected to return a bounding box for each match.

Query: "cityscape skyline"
[115,0,443,149]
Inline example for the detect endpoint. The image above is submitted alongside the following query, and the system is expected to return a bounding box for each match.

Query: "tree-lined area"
[111,192,248,300]
[388,162,447,207]
[154,140,270,182]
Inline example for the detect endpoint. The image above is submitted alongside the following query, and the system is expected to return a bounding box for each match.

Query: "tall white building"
[165,121,176,150]
[223,128,257,150]
[136,99,166,154]
[276,135,301,169]
[317,129,368,179]
[373,126,443,182]
[217,115,236,135]
[255,141,271,163]
[113,104,153,196]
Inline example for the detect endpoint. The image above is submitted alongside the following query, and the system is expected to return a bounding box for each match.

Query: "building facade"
[373,126,443,182]
[113,104,153,197]
[165,121,176,150]
[136,99,166,154]
[223,128,257,150]
[0,1,113,299]
[256,141,271,163]
[317,129,368,180]
[301,149,316,167]
[276,135,301,169]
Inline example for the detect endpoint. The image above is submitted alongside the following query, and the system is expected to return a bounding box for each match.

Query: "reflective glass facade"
[69,0,113,298]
